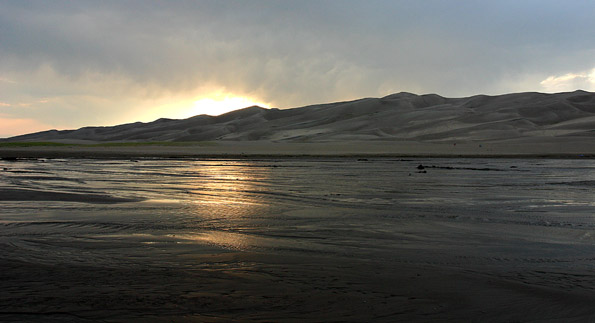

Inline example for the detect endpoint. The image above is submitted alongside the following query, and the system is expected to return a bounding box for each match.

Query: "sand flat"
[1,138,594,159]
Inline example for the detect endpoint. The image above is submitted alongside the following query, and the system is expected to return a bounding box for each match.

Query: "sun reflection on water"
[170,231,253,250]
[188,160,271,207]
[180,160,273,250]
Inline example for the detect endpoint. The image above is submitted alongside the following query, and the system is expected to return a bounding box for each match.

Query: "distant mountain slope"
[6,90,595,143]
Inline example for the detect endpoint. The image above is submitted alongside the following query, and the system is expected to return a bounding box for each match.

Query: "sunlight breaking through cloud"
[192,94,272,117]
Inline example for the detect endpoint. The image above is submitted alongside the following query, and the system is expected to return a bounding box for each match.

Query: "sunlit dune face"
[191,94,271,116]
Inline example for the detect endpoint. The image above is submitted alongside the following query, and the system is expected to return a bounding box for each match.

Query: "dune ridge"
[4,90,595,144]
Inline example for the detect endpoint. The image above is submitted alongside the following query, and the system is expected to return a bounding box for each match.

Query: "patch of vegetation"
[0,142,72,147]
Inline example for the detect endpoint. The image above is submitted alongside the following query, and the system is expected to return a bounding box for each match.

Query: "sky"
[1,0,595,137]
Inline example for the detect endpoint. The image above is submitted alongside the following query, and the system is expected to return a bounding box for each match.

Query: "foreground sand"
[1,139,594,158]
[3,252,594,322]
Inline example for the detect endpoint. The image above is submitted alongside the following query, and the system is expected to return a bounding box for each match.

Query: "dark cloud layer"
[1,0,594,136]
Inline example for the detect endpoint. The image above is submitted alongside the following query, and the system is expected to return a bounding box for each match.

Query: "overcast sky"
[1,0,595,137]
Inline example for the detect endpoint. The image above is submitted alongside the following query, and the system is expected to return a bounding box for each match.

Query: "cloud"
[1,1,595,136]
[0,77,17,84]
[540,68,595,92]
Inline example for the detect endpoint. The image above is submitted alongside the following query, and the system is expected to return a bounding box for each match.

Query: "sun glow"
[191,94,271,116]
[135,92,273,125]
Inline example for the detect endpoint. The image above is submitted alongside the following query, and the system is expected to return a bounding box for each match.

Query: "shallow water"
[1,157,595,321]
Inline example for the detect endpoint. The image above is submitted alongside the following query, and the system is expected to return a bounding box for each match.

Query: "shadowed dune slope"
[5,91,595,143]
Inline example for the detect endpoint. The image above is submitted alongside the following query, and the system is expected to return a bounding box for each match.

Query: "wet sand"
[3,252,594,322]
[0,188,139,203]
[2,158,595,321]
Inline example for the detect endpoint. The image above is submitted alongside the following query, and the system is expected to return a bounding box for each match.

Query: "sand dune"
[5,90,595,143]
[2,91,594,157]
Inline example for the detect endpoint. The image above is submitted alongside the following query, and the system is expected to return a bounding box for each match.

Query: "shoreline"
[2,152,594,160]
[1,140,594,159]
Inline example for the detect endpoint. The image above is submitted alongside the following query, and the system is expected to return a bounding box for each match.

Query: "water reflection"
[188,160,271,206]
[172,231,253,250]
[181,160,273,250]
